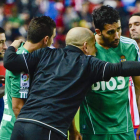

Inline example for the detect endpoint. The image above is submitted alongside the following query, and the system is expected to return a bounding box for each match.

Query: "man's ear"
[43,36,49,45]
[95,29,102,36]
[83,42,88,55]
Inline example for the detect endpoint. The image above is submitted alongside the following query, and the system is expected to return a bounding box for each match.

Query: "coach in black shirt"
[4,27,140,140]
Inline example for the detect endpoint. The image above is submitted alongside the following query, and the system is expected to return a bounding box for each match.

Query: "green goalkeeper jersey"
[0,44,29,140]
[80,36,139,134]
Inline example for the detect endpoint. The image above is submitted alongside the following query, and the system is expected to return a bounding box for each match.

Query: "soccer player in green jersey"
[0,16,56,140]
[71,5,140,140]
[80,5,140,140]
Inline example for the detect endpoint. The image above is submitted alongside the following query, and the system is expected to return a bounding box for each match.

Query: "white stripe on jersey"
[128,77,140,128]
[3,114,12,121]
[120,36,139,56]
[85,97,95,134]
[102,62,108,81]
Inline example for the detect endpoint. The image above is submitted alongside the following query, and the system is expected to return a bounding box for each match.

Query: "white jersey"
[128,77,140,128]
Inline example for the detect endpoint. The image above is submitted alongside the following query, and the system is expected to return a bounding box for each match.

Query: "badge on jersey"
[20,73,29,88]
[20,72,30,98]
[120,55,126,62]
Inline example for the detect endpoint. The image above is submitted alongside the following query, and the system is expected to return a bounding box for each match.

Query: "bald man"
[4,27,140,140]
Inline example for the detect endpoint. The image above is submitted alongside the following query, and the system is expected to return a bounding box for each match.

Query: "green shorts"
[81,131,135,140]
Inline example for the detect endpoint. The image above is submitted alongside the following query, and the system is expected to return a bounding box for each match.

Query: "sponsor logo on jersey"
[120,55,126,62]
[20,73,29,88]
[22,74,29,82]
[92,76,126,91]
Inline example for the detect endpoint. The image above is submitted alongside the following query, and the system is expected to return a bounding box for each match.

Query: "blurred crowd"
[0,0,140,48]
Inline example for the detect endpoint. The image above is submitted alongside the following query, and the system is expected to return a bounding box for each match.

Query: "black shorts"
[10,121,67,140]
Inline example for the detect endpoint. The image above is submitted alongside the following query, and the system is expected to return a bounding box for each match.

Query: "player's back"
[17,45,107,137]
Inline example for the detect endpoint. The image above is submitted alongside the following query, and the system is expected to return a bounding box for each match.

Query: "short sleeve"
[9,71,29,99]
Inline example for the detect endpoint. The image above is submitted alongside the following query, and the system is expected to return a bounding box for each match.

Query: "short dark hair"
[27,16,56,43]
[92,5,120,31]
[130,13,140,18]
[0,27,5,34]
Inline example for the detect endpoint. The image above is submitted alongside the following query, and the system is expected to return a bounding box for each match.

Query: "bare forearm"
[13,108,22,118]
[12,97,25,118]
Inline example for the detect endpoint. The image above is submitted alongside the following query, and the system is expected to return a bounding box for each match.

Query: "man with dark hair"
[0,16,56,140]
[0,27,6,58]
[4,26,140,140]
[76,5,140,140]
[129,13,140,49]
[127,12,140,139]
[0,27,6,124]
[27,16,56,44]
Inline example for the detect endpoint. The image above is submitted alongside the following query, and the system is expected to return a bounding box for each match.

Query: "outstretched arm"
[4,46,41,73]
[104,61,140,81]
[90,58,140,83]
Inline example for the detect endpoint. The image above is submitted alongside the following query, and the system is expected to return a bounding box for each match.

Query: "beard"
[101,34,119,48]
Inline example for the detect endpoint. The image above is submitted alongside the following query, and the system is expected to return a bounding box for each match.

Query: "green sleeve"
[9,71,29,99]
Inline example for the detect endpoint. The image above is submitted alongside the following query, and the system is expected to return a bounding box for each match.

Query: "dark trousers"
[11,121,67,140]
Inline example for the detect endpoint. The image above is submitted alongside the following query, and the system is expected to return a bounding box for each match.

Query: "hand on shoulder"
[10,39,24,49]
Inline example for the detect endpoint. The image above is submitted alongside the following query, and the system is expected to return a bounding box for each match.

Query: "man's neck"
[95,34,110,49]
[23,41,42,53]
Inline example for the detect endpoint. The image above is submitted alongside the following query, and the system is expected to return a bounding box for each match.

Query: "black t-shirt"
[4,45,107,137]
[4,45,140,138]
